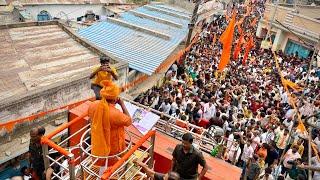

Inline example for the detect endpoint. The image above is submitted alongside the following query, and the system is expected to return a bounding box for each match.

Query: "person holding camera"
[90,56,118,100]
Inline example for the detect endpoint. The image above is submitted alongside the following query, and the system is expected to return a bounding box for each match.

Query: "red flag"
[218,13,236,72]
[242,36,254,65]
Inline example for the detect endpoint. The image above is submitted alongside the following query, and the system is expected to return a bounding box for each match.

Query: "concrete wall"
[24,4,106,21]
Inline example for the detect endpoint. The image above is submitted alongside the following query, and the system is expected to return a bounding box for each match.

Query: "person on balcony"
[90,56,118,100]
[88,80,131,175]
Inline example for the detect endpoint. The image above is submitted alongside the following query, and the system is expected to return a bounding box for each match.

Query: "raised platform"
[70,101,242,180]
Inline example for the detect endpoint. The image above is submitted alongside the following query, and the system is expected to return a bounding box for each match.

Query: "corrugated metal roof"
[78,3,190,75]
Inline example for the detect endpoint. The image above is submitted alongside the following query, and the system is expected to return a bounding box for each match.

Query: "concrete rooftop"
[0,23,99,102]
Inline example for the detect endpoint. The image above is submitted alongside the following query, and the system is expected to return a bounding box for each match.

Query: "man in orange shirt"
[88,80,131,175]
[90,56,118,100]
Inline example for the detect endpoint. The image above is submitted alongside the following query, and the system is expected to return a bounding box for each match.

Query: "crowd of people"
[135,1,320,180]
[2,1,320,180]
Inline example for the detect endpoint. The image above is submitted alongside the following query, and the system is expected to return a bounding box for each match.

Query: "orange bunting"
[242,36,254,65]
[218,12,236,72]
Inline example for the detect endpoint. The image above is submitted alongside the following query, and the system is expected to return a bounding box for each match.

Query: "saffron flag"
[218,13,236,72]
[236,17,245,34]
[233,33,244,59]
[242,36,254,65]
[282,78,303,91]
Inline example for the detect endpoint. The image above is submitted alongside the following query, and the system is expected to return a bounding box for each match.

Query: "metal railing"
[41,108,156,180]
[123,97,239,156]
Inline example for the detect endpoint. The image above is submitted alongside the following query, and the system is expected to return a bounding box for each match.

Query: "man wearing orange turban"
[88,80,132,175]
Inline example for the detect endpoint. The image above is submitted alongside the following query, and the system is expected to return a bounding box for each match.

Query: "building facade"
[257,3,320,61]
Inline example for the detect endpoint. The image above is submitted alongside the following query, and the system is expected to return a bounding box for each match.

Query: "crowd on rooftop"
[135,1,320,179]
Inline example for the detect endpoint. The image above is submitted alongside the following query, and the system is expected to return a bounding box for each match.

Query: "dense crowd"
[135,2,320,180]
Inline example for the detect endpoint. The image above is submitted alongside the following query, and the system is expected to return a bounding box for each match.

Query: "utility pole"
[185,0,202,47]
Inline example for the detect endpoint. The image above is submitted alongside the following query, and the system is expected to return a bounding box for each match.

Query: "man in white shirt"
[251,131,261,150]
[159,99,171,114]
[285,108,296,120]
[240,139,254,176]
[283,145,301,173]
[283,117,294,131]
[203,99,216,120]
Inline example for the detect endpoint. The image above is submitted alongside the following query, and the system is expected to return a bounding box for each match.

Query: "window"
[37,10,51,21]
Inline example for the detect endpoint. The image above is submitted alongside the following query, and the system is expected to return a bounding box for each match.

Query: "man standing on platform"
[88,80,131,175]
[171,133,208,180]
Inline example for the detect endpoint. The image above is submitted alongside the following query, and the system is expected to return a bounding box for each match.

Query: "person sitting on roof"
[88,80,131,175]
[90,56,118,100]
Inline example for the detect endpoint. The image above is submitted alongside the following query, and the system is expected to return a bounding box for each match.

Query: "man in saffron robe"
[88,80,132,175]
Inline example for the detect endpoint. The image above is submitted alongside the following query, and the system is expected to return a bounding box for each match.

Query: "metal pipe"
[68,154,76,180]
[42,144,50,171]
[148,133,156,169]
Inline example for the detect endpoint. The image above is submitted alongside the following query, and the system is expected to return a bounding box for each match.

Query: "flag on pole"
[242,36,254,65]
[233,33,244,59]
[282,78,303,92]
[218,12,236,72]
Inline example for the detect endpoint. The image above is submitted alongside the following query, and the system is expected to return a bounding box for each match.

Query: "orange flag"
[282,78,303,91]
[235,17,245,34]
[218,13,236,72]
[233,33,244,59]
[242,36,254,65]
